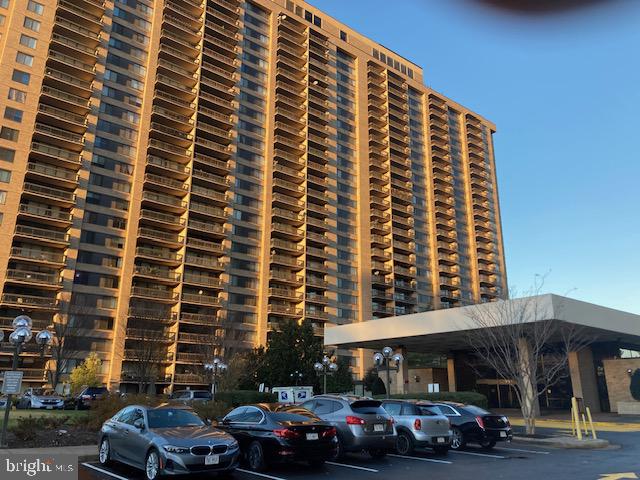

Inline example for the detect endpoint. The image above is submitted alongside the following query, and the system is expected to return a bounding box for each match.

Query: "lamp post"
[314,355,338,395]
[204,358,227,402]
[373,347,403,399]
[1,315,53,447]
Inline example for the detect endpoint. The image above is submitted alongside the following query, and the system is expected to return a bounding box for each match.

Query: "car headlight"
[163,445,190,454]
[228,440,239,450]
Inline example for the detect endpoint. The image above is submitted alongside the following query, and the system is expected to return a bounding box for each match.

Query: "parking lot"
[78,427,640,480]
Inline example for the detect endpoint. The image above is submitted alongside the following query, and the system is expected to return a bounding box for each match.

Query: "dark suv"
[301,395,396,459]
[76,386,108,410]
[428,402,512,450]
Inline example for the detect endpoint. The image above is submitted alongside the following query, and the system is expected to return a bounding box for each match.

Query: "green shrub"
[9,415,73,441]
[630,369,640,402]
[374,391,488,409]
[192,401,232,422]
[214,390,276,406]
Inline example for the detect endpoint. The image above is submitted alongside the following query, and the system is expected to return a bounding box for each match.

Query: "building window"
[0,190,6,204]
[27,0,44,14]
[0,169,11,183]
[19,34,37,49]
[0,14,5,25]
[8,88,26,104]
[340,30,348,41]
[16,52,34,67]
[304,10,312,22]
[313,15,321,27]
[0,0,8,9]
[4,107,23,123]
[0,147,15,162]
[23,17,40,31]
[11,70,30,85]
[0,127,19,141]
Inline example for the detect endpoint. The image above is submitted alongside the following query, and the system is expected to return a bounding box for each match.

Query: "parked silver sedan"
[99,404,239,480]
[381,400,452,455]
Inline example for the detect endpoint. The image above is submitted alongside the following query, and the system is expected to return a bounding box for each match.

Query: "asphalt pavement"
[77,429,640,480]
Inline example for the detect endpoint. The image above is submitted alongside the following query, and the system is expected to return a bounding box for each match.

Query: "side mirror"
[133,418,145,430]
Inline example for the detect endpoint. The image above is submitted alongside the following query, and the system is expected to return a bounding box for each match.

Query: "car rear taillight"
[346,416,366,426]
[475,416,485,430]
[81,395,90,400]
[322,427,337,438]
[414,419,422,431]
[274,428,301,439]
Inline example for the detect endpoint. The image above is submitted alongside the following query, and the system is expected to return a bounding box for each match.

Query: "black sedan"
[218,403,338,472]
[427,403,512,450]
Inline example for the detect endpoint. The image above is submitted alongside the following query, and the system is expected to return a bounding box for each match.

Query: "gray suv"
[301,395,396,459]
[381,400,452,455]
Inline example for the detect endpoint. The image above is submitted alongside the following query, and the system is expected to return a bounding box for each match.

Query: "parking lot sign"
[1,371,23,395]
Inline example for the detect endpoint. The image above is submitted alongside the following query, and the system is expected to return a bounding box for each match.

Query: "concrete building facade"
[0,0,507,391]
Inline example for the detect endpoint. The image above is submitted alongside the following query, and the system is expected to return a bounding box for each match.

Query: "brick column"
[569,347,601,413]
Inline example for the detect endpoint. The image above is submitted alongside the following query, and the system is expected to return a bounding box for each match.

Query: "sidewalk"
[495,409,640,433]
[0,444,98,461]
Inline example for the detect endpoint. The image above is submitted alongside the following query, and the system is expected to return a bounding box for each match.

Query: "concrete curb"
[513,435,610,449]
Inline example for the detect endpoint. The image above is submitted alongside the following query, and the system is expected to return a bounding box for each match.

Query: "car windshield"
[147,409,205,428]
[31,389,47,396]
[463,405,490,416]
[350,400,386,414]
[86,387,107,394]
[416,406,438,416]
[272,412,319,423]
[193,392,211,399]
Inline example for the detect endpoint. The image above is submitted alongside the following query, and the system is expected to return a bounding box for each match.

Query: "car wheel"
[98,437,111,466]
[480,439,496,450]
[433,446,449,455]
[145,449,162,480]
[450,427,465,450]
[396,431,415,455]
[368,448,387,459]
[330,435,345,461]
[247,441,267,472]
[308,459,325,468]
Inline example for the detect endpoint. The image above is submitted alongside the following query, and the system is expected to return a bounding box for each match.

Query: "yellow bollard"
[571,397,583,440]
[581,413,589,437]
[586,407,597,440]
[570,406,577,436]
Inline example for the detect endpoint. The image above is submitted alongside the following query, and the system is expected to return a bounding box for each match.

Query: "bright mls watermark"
[1,455,76,480]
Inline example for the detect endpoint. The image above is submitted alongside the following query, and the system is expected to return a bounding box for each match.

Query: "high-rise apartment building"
[0,0,507,390]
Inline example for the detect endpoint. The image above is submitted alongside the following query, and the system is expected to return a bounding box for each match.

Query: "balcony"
[180,312,222,326]
[10,247,65,265]
[41,85,90,112]
[270,270,304,285]
[37,103,87,131]
[182,274,223,288]
[188,219,225,236]
[126,328,175,342]
[268,304,303,317]
[175,352,206,363]
[190,185,227,204]
[1,294,58,309]
[5,269,61,287]
[186,238,224,253]
[14,225,69,245]
[190,202,227,220]
[145,173,188,195]
[184,255,225,270]
[133,266,181,283]
[271,238,303,254]
[138,227,184,247]
[136,247,182,265]
[142,191,187,212]
[18,204,72,226]
[131,286,179,302]
[31,142,81,166]
[182,292,221,306]
[147,155,190,178]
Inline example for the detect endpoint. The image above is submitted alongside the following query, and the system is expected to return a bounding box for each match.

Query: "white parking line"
[497,446,550,455]
[449,450,506,459]
[236,468,288,480]
[81,463,130,480]
[388,453,453,464]
[326,461,380,472]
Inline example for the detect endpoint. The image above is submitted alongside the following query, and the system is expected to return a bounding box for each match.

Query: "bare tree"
[464,279,591,435]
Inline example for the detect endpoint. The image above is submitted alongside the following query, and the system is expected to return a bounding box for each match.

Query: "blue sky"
[312,0,640,313]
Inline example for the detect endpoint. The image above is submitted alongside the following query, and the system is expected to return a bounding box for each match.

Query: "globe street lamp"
[204,358,227,402]
[373,347,403,399]
[314,355,338,395]
[1,315,53,447]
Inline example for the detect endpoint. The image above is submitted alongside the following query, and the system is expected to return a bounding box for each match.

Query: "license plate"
[437,437,446,443]
[500,431,507,438]
[205,455,220,465]
[46,406,53,410]
[374,424,384,432]
[306,433,319,441]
